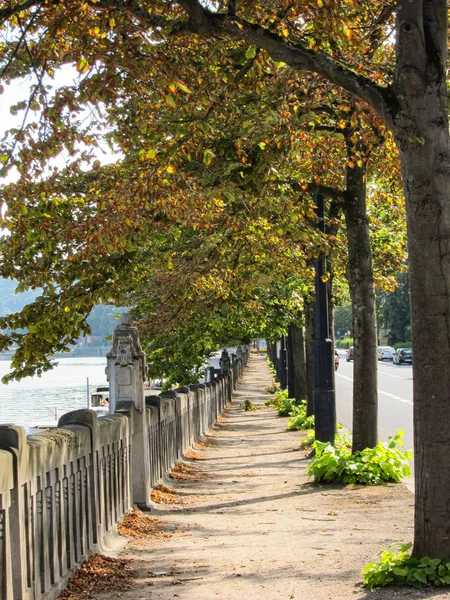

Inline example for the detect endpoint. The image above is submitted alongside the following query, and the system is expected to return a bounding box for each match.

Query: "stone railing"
[0,318,249,600]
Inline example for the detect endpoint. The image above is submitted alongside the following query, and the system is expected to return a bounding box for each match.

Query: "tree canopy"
[1,0,450,559]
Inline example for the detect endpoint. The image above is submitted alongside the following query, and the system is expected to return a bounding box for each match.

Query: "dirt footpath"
[90,355,450,600]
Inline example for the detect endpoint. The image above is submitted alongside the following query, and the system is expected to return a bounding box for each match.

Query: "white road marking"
[336,373,413,405]
[378,369,409,380]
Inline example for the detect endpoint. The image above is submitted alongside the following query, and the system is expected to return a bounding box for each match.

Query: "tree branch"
[0,0,41,26]
[171,0,397,131]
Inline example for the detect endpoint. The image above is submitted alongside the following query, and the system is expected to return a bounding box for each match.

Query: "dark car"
[393,348,412,365]
[346,346,354,362]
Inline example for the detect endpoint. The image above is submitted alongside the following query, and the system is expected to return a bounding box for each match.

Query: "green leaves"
[408,136,426,145]
[362,543,450,589]
[245,46,257,59]
[308,430,412,485]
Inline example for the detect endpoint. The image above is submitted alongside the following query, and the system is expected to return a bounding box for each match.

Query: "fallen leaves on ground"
[57,555,133,599]
[194,437,213,449]
[170,461,208,481]
[184,448,203,460]
[118,508,173,544]
[151,483,185,504]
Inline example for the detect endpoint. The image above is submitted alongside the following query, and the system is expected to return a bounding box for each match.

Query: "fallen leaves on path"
[184,448,203,460]
[194,438,213,449]
[151,483,185,504]
[170,461,208,482]
[57,555,133,599]
[118,508,173,543]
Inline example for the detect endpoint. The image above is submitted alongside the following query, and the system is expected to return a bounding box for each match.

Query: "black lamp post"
[313,193,336,443]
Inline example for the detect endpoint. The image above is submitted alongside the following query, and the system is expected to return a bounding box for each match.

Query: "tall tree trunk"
[304,300,315,416]
[289,317,307,402]
[343,162,378,452]
[389,0,450,559]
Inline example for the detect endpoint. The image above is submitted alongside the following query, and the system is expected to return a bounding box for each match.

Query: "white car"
[378,346,396,361]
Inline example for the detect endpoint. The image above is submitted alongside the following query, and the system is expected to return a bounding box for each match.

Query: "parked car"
[346,346,354,362]
[334,350,340,371]
[393,348,412,365]
[378,346,396,361]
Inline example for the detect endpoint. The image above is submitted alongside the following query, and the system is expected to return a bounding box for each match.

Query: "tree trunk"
[304,300,315,416]
[387,0,450,559]
[288,317,307,402]
[342,162,378,452]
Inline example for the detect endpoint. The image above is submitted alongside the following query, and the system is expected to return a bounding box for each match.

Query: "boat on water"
[28,380,165,433]
[90,385,110,417]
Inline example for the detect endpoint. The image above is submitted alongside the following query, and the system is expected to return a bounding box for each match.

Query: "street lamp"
[313,193,336,443]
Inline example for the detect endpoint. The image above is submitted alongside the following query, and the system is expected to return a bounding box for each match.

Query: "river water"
[0,349,236,430]
[0,357,108,428]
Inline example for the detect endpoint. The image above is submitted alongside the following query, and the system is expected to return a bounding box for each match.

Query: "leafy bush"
[362,542,450,589]
[287,402,314,430]
[265,389,298,415]
[301,430,351,450]
[265,382,279,394]
[265,356,277,377]
[341,336,353,348]
[300,429,316,448]
[308,430,412,485]
[240,399,257,411]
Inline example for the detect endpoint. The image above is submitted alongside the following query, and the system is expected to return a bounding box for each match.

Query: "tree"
[161,0,448,559]
[377,271,411,345]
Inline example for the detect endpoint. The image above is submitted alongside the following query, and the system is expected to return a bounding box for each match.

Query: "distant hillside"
[0,278,124,339]
[0,278,40,316]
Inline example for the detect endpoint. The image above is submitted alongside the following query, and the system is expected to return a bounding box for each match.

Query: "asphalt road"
[335,352,414,490]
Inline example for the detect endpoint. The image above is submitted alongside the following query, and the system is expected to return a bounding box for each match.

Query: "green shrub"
[362,543,450,589]
[265,389,302,415]
[341,336,353,348]
[265,382,279,394]
[287,402,314,430]
[240,399,257,411]
[300,429,316,448]
[308,430,412,485]
[266,356,277,376]
[301,430,351,449]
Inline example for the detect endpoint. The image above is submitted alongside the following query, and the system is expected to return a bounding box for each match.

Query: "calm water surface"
[0,357,108,428]
[0,349,236,429]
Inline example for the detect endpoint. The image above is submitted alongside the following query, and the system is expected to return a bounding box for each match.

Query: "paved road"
[335,353,414,490]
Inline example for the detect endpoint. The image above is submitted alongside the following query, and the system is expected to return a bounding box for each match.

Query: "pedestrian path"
[91,354,442,600]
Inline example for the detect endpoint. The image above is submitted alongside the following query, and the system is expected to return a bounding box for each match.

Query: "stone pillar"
[207,366,215,383]
[106,313,146,414]
[106,315,151,508]
[219,349,231,375]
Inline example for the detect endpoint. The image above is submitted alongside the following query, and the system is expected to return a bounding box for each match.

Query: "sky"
[0,64,121,220]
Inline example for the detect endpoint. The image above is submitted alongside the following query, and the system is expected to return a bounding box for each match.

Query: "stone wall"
[0,337,249,600]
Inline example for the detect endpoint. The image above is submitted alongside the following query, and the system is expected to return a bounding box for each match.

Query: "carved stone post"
[106,313,146,414]
[106,315,151,507]
[219,349,231,375]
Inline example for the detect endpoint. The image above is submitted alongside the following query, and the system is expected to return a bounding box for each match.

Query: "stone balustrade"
[0,322,249,600]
